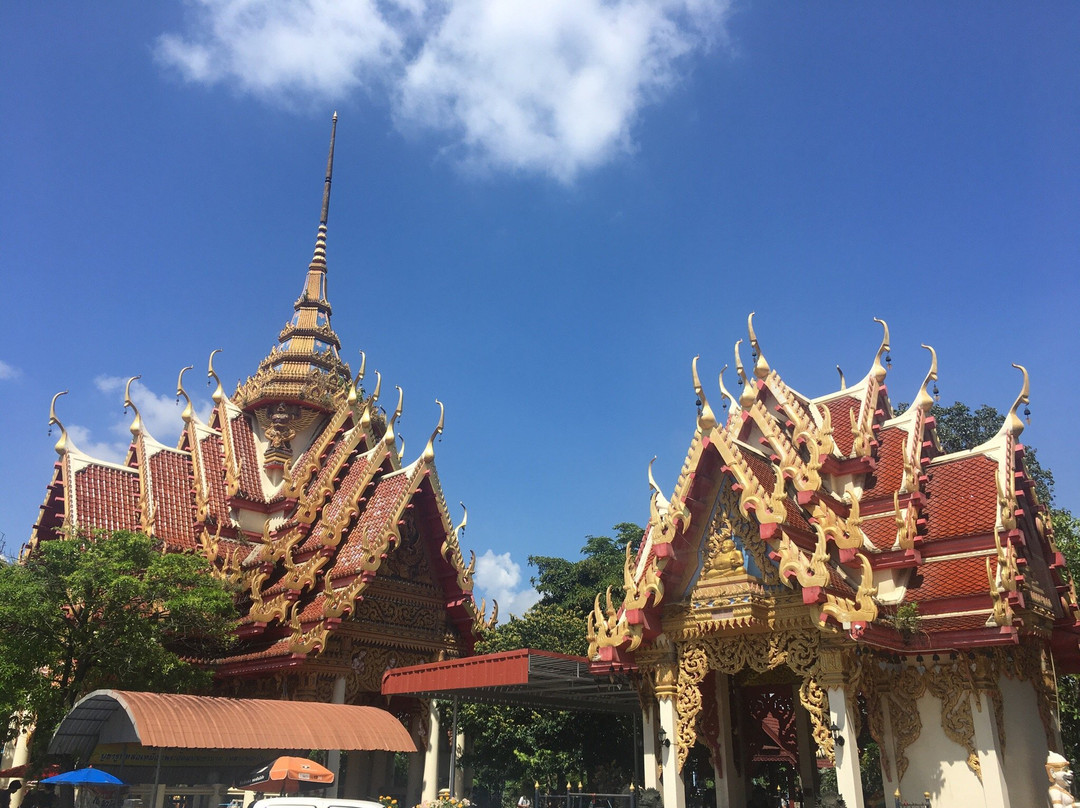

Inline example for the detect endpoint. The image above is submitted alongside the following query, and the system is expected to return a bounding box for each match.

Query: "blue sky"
[2,2,1078,615]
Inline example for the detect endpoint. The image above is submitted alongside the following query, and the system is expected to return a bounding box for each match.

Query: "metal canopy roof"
[50,690,417,762]
[381,649,638,714]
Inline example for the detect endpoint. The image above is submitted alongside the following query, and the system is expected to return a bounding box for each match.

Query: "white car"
[253,798,383,808]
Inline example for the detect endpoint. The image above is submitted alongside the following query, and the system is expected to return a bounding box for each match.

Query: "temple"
[24,115,491,803]
[588,314,1080,807]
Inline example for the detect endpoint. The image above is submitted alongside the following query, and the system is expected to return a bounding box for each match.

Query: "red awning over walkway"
[381,649,637,714]
[50,690,417,761]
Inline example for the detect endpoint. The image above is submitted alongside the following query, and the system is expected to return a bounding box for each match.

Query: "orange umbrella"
[236,756,334,794]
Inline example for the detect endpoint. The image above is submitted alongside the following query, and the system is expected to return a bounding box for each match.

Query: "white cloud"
[66,424,129,464]
[155,0,731,181]
[0,360,20,380]
[94,375,193,441]
[474,548,540,618]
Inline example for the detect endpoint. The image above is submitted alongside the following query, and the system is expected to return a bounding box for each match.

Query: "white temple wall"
[900,692,981,802]
[998,675,1049,806]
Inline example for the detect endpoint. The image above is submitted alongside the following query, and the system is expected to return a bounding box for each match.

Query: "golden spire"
[49,390,70,455]
[234,113,352,413]
[692,355,717,431]
[734,339,756,410]
[912,344,938,413]
[869,318,891,383]
[1003,363,1030,438]
[124,375,143,438]
[717,364,739,413]
[747,312,770,380]
[422,399,445,463]
[383,386,403,450]
[176,366,195,424]
[208,349,224,405]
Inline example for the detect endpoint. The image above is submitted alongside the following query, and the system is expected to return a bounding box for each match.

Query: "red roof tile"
[228,413,264,503]
[198,433,230,526]
[334,472,411,573]
[904,555,991,603]
[73,463,139,533]
[924,454,998,541]
[149,449,197,550]
[863,426,906,499]
[862,514,896,550]
[823,396,860,457]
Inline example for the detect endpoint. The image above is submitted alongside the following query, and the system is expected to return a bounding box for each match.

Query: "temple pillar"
[9,720,30,808]
[327,675,347,798]
[825,685,863,808]
[713,674,744,808]
[793,686,817,808]
[655,664,685,808]
[970,656,1009,808]
[422,699,441,802]
[876,697,899,801]
[641,704,658,791]
[453,730,466,798]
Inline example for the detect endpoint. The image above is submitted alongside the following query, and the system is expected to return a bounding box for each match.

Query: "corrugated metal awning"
[381,649,637,714]
[50,690,417,761]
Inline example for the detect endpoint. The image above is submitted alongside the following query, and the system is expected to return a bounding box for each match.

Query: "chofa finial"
[870,318,891,383]
[383,385,404,450]
[49,390,70,455]
[422,400,445,463]
[912,345,938,413]
[692,356,717,431]
[124,375,144,437]
[747,312,770,380]
[1004,363,1030,437]
[207,349,224,404]
[176,366,195,424]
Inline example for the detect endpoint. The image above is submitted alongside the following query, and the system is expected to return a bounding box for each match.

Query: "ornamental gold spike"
[747,311,770,380]
[912,344,938,413]
[1004,363,1030,437]
[124,375,144,437]
[49,390,70,455]
[836,365,846,390]
[869,318,890,383]
[207,349,224,404]
[454,502,468,541]
[422,399,444,463]
[356,350,367,384]
[397,435,406,461]
[383,385,403,449]
[734,339,756,410]
[176,366,195,424]
[691,355,717,431]
[717,364,739,413]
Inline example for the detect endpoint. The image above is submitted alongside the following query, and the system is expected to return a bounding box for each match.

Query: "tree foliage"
[459,524,643,808]
[0,531,238,765]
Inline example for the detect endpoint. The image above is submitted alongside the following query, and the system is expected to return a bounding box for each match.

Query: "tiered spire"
[235,113,352,413]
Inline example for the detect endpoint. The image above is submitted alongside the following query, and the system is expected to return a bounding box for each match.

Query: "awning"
[381,649,638,714]
[50,690,417,762]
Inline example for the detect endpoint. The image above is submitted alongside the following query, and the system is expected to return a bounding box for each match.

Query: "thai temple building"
[24,116,492,804]
[587,314,1080,807]
[15,113,1080,808]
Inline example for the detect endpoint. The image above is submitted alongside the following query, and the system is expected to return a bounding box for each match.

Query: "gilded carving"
[777,529,828,590]
[819,553,878,628]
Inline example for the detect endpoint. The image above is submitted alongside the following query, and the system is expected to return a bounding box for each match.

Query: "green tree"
[460,524,644,808]
[0,530,238,766]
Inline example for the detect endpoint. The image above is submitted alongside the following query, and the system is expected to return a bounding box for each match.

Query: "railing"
[532,788,636,808]
[894,791,931,808]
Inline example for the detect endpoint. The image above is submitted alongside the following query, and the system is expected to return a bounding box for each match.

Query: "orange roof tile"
[823,396,860,457]
[924,454,997,541]
[73,463,139,533]
[149,449,197,550]
[904,555,991,603]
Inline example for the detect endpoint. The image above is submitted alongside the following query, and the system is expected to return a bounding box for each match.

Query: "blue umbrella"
[41,768,124,786]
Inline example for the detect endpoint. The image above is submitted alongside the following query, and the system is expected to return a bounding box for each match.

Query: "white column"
[327,676,347,798]
[825,686,864,808]
[970,691,1009,808]
[642,706,658,791]
[657,694,686,808]
[714,675,743,808]
[793,687,816,808]
[9,720,30,808]
[453,730,466,798]
[422,700,441,802]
